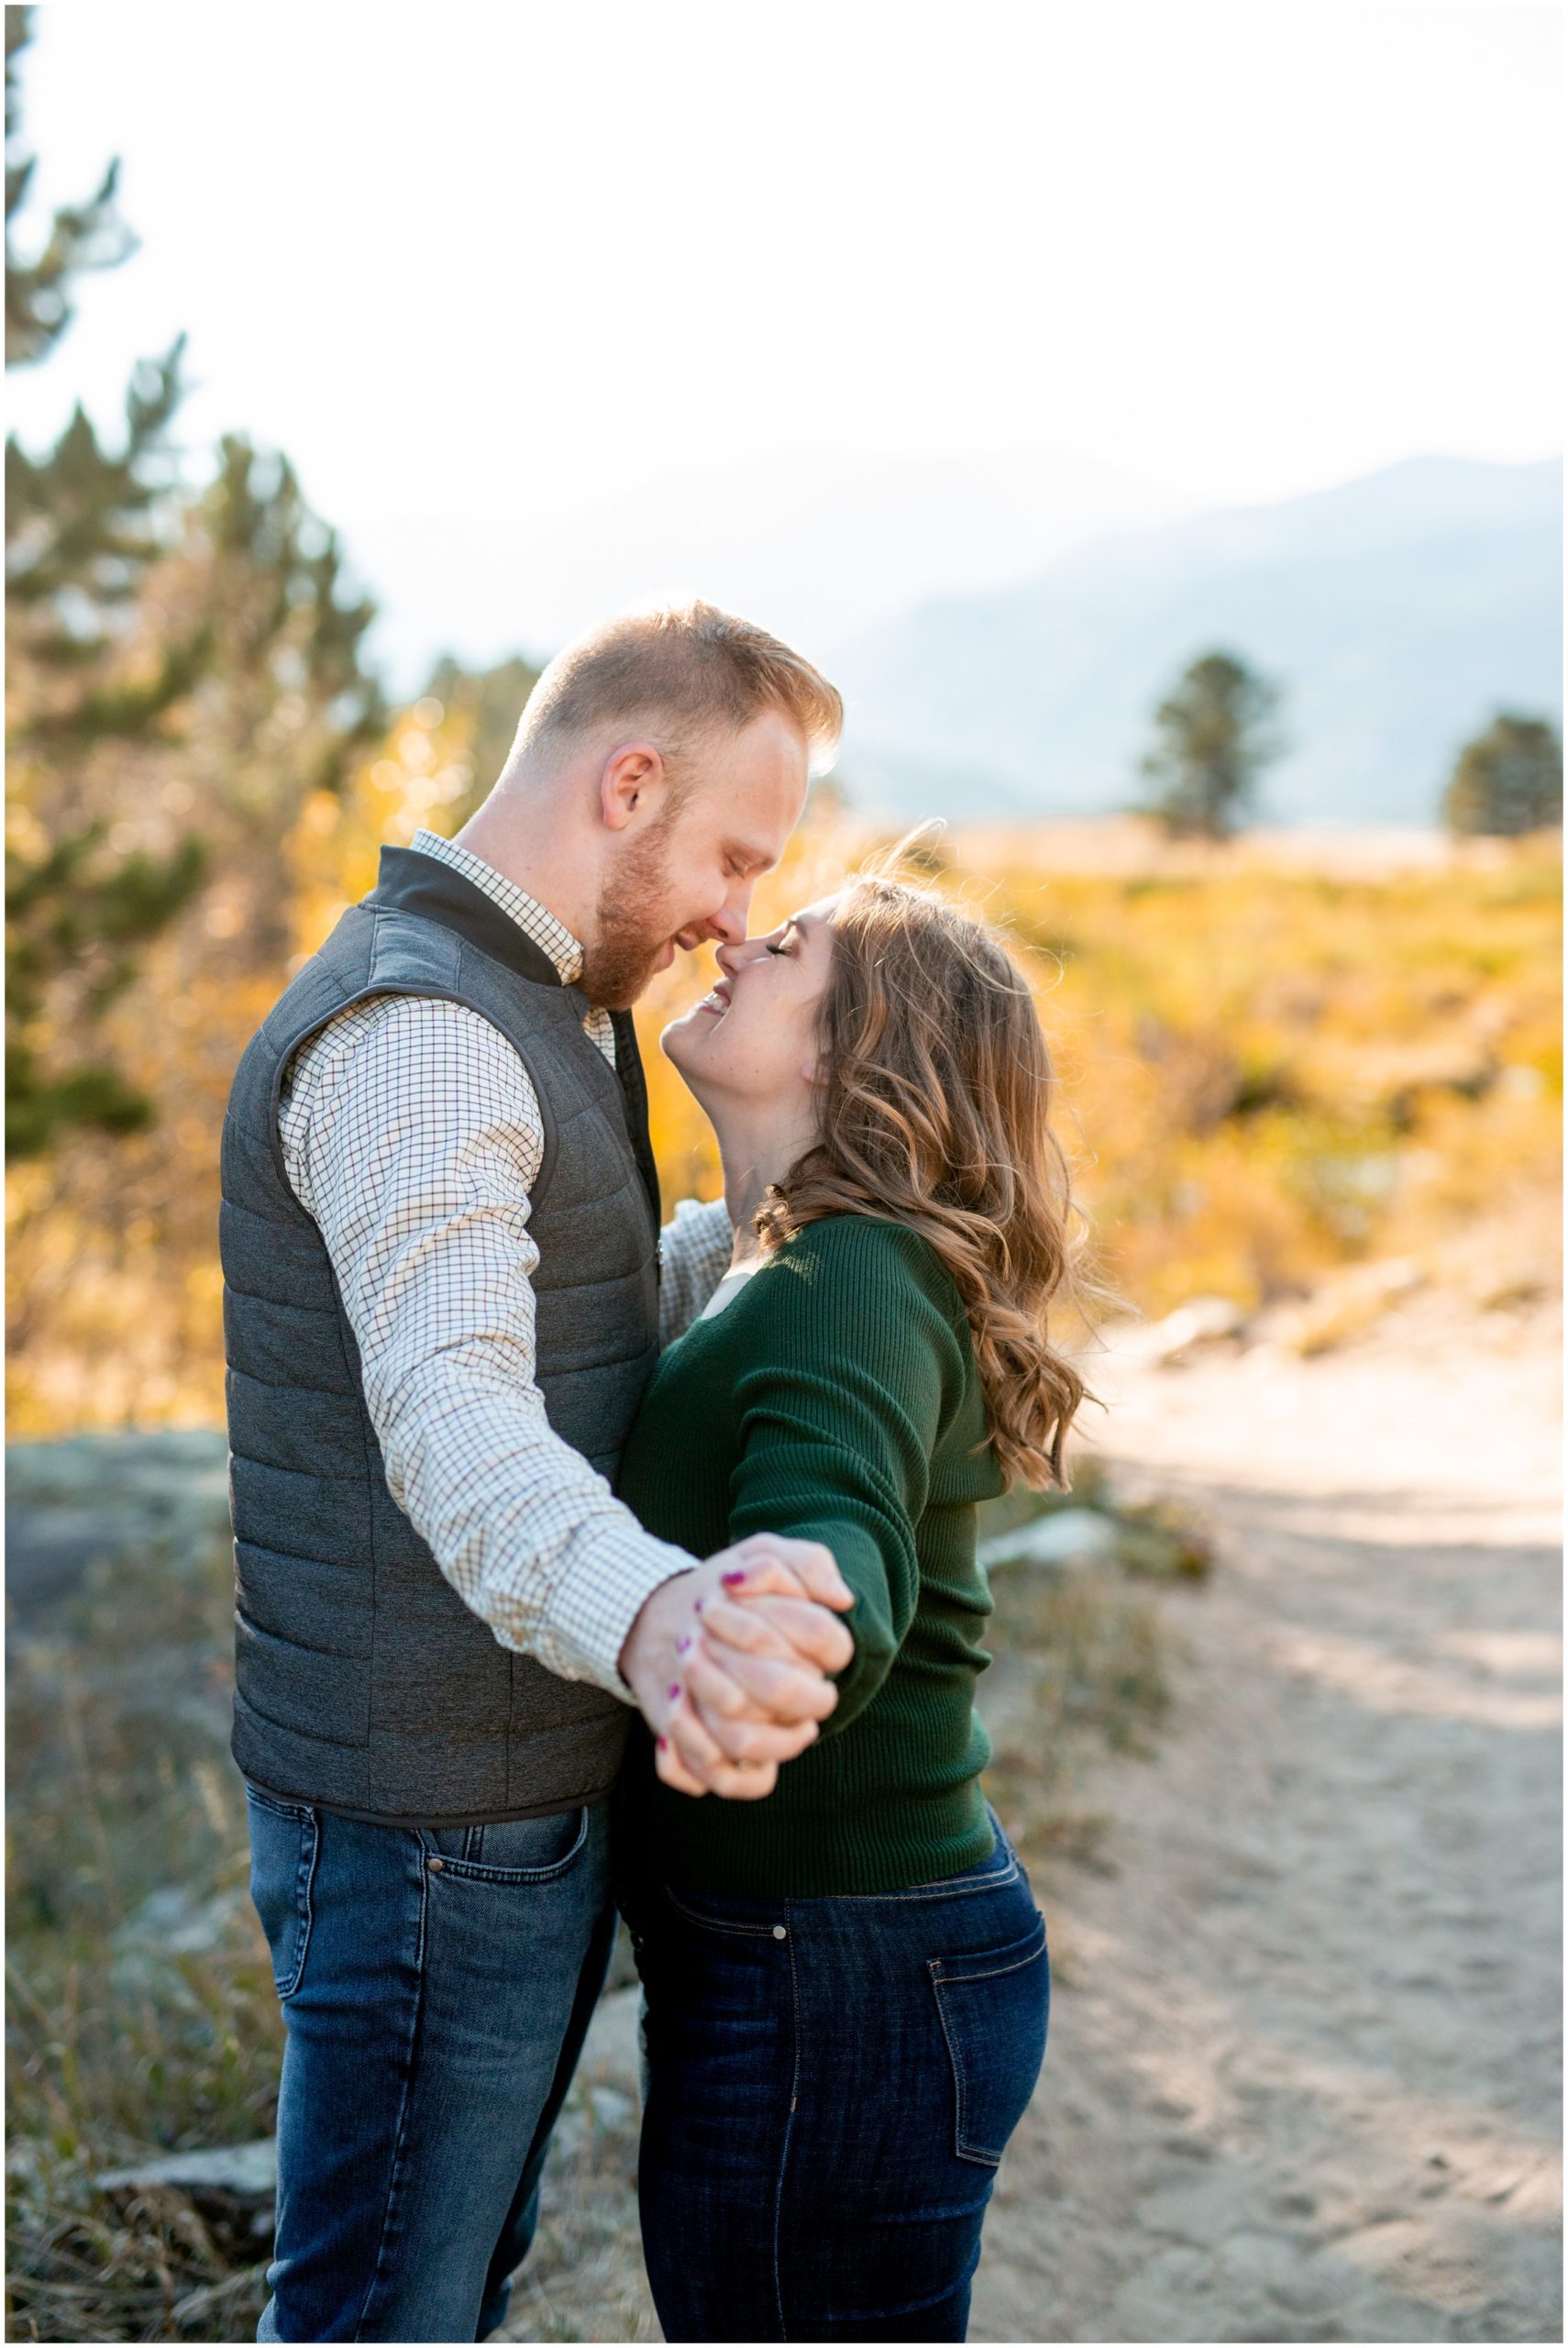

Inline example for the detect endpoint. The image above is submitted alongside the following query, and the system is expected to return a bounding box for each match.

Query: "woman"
[614,854,1092,2343]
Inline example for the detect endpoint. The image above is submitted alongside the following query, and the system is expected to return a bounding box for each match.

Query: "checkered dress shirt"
[278,828,734,1695]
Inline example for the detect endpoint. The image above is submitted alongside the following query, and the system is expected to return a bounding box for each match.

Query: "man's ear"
[600,742,666,832]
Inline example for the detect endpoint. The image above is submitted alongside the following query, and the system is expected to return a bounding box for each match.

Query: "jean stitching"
[665,1886,781,1936]
[280,1811,321,1999]
[935,1937,1047,1990]
[828,1860,1020,1906]
[419,1807,590,1886]
[931,1928,1046,2165]
[666,1860,1020,1936]
[928,1958,990,2166]
[774,1898,801,2342]
[352,1838,430,2341]
[248,1787,312,1822]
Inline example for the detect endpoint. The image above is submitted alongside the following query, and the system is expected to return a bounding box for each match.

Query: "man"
[221,601,855,2342]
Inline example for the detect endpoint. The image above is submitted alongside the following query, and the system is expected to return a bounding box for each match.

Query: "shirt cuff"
[550,1524,698,1699]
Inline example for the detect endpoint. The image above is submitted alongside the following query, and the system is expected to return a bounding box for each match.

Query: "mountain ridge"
[832,455,1562,825]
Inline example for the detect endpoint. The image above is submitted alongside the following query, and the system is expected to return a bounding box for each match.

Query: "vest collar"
[367,845,568,991]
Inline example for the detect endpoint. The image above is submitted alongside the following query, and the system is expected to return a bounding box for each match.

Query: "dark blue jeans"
[245,1786,615,2342]
[624,1821,1049,2342]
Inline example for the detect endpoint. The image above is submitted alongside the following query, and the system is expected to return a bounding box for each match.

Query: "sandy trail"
[974,1297,1562,2345]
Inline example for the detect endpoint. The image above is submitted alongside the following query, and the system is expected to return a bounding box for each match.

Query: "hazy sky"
[7,2,1561,679]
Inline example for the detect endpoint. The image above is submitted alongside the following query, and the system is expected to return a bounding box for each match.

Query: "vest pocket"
[245,1787,319,1999]
[929,1912,1050,2165]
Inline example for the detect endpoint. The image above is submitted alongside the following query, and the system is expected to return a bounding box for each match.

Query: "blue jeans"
[624,1821,1049,2342]
[245,1786,615,2342]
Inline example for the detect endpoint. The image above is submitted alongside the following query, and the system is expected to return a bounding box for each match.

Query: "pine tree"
[6,8,209,1155]
[159,434,382,969]
[1138,650,1282,841]
[1441,714,1562,838]
[5,16,383,1156]
[5,6,133,366]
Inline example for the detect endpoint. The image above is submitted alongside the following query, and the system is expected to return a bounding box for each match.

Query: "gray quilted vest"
[220,844,661,1825]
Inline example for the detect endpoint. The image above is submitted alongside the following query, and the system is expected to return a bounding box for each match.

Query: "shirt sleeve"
[657,1195,735,1346]
[279,994,696,1697]
[723,1224,965,1733]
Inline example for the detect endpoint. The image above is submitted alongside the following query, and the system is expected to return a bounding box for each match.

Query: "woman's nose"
[715,935,772,977]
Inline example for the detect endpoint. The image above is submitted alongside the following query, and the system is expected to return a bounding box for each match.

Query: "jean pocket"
[421,1806,590,1883]
[662,1884,787,1938]
[929,1911,1050,2166]
[246,1786,318,1999]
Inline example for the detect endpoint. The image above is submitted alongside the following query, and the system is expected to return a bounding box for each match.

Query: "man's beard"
[580,817,680,1012]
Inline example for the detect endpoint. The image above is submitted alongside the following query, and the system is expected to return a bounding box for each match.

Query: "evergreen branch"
[5,8,137,366]
[13,622,213,746]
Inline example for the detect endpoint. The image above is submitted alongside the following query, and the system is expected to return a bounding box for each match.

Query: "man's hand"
[619,1535,855,1800]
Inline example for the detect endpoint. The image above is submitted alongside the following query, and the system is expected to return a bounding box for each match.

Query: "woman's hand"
[619,1535,855,1800]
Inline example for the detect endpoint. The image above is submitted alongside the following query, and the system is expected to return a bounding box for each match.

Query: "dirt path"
[974,1296,1562,2345]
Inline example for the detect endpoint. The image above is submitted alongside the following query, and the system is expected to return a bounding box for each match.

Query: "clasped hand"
[619,1535,855,1800]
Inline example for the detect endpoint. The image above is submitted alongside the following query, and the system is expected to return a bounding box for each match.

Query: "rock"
[6,1431,232,1626]
[602,1916,639,1993]
[1124,1296,1250,1367]
[97,2138,277,2200]
[114,1886,247,1957]
[3,1508,134,1618]
[550,2082,637,2162]
[577,1983,644,2099]
[977,1508,1120,1570]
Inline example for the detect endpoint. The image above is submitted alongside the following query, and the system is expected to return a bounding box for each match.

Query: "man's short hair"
[511,599,843,776]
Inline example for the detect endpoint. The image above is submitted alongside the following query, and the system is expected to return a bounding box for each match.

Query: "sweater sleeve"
[725,1221,966,1733]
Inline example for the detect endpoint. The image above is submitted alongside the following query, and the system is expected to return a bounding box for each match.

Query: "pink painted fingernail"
[693,1597,705,1613]
[676,1635,693,1655]
[722,1569,747,1586]
[657,1734,668,1750]
[668,1683,681,1701]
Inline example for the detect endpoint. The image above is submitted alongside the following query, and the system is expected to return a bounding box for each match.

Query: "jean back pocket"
[929,1911,1049,2165]
[245,1786,319,1999]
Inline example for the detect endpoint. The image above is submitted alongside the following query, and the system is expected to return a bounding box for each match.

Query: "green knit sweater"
[614,1213,1006,1897]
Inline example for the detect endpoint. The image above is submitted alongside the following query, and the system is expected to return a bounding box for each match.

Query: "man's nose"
[708,880,755,949]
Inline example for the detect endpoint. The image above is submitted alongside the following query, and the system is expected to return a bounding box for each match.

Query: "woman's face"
[662,893,840,1115]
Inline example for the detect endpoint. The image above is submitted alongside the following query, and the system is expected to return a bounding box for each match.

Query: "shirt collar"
[410,828,585,988]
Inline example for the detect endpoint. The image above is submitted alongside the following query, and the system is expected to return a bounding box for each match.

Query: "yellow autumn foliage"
[6,704,1559,1434]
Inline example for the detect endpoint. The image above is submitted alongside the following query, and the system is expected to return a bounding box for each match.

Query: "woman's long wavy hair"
[755,847,1096,1490]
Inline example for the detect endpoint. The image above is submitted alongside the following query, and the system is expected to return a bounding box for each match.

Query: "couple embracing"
[221,601,1088,2343]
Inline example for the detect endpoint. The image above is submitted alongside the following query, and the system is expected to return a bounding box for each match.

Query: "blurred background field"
[5,4,1561,2341]
[9,768,1561,1431]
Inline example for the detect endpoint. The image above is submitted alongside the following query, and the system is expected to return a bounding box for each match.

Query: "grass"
[6,1463,1184,2343]
[7,822,1558,1434]
[6,1532,281,2343]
